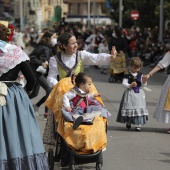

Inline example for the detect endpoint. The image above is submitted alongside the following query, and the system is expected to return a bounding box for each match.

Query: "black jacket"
[29,44,52,70]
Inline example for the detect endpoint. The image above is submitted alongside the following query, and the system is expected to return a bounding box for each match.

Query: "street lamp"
[119,0,123,28]
[159,0,164,42]
[20,0,24,31]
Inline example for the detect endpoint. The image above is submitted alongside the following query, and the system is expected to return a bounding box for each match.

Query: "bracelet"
[149,73,152,77]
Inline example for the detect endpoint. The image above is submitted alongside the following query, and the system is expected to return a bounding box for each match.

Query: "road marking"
[143,87,152,91]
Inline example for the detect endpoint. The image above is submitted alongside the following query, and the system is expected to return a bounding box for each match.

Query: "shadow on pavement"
[107,125,168,134]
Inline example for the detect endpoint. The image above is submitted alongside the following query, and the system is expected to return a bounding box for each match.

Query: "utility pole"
[119,0,123,28]
[88,0,91,29]
[20,0,24,31]
[159,0,164,42]
[93,0,96,28]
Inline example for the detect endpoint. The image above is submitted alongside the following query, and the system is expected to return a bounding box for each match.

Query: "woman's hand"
[17,74,24,80]
[145,74,152,80]
[42,61,48,68]
[110,46,117,59]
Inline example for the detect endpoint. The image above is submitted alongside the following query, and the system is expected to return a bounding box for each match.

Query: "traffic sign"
[130,10,139,20]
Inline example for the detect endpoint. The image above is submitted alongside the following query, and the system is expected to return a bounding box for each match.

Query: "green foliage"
[109,0,170,28]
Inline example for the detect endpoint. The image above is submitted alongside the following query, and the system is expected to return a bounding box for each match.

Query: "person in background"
[145,50,170,134]
[98,39,110,74]
[29,30,57,120]
[0,21,48,169]
[116,57,149,132]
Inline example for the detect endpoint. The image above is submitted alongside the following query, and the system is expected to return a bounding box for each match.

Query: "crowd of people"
[1,19,170,169]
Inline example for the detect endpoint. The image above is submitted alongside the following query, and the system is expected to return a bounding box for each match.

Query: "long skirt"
[153,75,170,123]
[116,88,149,125]
[0,83,48,170]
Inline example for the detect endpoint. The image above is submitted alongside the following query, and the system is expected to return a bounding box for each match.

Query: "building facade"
[0,0,67,30]
[63,0,111,25]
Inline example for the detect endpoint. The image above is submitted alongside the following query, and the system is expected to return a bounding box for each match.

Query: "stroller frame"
[46,112,104,170]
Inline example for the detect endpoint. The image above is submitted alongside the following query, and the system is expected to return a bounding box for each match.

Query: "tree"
[109,0,170,29]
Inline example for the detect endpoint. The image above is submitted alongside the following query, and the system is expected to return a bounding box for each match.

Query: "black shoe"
[82,121,93,125]
[135,127,141,132]
[73,116,83,130]
[126,123,131,129]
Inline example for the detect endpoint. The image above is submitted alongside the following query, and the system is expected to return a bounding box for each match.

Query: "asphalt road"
[30,61,170,170]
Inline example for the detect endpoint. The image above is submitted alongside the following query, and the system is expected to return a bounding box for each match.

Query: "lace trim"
[0,153,48,170]
[121,108,149,117]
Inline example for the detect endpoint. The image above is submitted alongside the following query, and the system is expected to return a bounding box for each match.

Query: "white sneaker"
[33,104,39,116]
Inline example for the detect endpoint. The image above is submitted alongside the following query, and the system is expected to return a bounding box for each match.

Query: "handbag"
[36,66,47,74]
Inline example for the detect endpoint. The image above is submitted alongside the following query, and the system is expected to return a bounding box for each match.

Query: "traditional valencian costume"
[152,51,170,123]
[0,39,48,169]
[43,49,112,158]
[116,71,149,128]
[62,86,111,123]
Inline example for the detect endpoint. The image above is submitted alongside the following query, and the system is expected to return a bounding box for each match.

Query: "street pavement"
[29,67,170,170]
[29,56,170,170]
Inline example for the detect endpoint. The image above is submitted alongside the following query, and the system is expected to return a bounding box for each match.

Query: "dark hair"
[115,27,122,38]
[57,32,74,51]
[73,72,91,87]
[0,23,9,41]
[39,30,55,46]
[130,57,142,68]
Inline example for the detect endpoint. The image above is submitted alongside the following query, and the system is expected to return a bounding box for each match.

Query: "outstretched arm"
[145,65,161,80]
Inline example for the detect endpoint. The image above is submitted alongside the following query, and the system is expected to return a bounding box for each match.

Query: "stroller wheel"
[69,164,75,170]
[48,149,54,170]
[96,163,102,170]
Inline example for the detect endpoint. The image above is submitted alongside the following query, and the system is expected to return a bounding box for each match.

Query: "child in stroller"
[43,76,110,169]
[62,72,111,129]
[109,51,127,83]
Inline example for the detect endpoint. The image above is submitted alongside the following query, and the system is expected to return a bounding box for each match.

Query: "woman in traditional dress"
[47,32,116,88]
[145,50,170,133]
[0,21,48,169]
[43,32,117,165]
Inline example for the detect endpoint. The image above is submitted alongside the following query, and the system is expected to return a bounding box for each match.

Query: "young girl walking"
[62,72,111,129]
[116,57,149,131]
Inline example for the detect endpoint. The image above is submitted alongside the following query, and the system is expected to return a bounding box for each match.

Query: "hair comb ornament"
[8,24,15,42]
[0,21,8,27]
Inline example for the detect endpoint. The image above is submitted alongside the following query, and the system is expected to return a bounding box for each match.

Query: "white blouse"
[122,72,147,89]
[47,50,111,88]
[63,88,94,108]
[158,51,170,69]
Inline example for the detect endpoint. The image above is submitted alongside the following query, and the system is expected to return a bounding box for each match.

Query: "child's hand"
[142,75,147,83]
[130,82,137,87]
[94,93,102,97]
[66,107,72,112]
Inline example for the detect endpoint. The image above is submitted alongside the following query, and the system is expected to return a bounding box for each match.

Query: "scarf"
[0,40,29,76]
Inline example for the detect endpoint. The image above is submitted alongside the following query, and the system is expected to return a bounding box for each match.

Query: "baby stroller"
[43,77,108,170]
[109,51,127,83]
